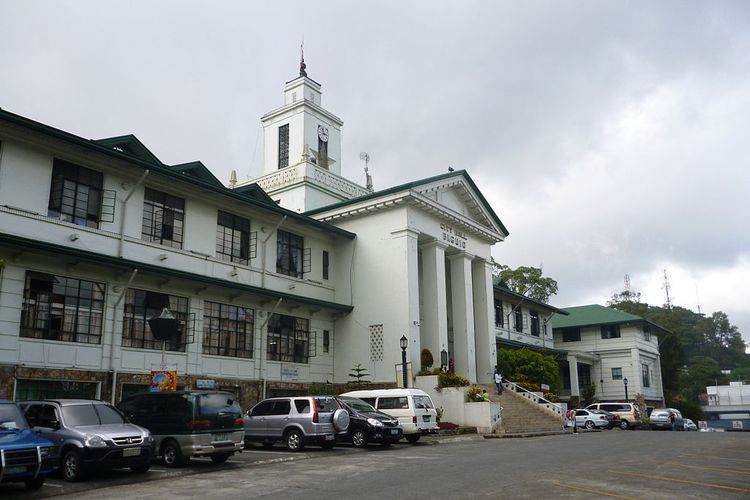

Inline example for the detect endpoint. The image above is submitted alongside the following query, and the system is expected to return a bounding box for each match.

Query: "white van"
[340,388,439,443]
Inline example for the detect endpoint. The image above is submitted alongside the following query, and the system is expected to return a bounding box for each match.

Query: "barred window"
[278,124,289,169]
[267,314,309,363]
[276,229,304,278]
[601,325,621,339]
[322,251,330,280]
[48,159,103,228]
[122,289,188,352]
[611,367,623,380]
[142,188,185,248]
[20,271,105,344]
[642,363,650,388]
[494,299,503,327]
[202,301,254,358]
[216,211,250,265]
[562,328,581,342]
[514,308,523,333]
[530,310,540,337]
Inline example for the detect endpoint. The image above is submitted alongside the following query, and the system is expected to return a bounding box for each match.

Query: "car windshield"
[62,403,126,426]
[0,403,28,431]
[414,395,434,409]
[340,398,376,412]
[198,394,241,418]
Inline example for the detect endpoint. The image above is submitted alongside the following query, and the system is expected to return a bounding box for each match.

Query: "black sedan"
[336,396,402,448]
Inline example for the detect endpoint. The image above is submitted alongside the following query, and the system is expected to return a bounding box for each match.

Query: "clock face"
[318,125,329,142]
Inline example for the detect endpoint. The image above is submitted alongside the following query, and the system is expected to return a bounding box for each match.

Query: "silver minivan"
[243,396,350,451]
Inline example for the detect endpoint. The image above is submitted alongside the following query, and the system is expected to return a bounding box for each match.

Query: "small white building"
[551,304,666,406]
[703,381,750,431]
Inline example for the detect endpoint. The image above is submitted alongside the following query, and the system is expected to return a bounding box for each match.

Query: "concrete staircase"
[484,385,564,434]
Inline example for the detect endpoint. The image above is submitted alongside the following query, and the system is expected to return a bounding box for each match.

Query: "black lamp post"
[623,377,629,402]
[400,335,408,388]
[440,349,448,372]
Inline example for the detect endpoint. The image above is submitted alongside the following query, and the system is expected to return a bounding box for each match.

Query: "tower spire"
[299,41,307,77]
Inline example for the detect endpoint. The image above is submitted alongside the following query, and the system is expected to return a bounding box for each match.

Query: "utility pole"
[662,269,672,309]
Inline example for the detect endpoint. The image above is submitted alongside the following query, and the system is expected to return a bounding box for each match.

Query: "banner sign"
[150,363,178,392]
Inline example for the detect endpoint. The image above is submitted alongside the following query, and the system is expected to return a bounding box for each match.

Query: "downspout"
[260,215,287,289]
[258,298,283,400]
[110,269,138,404]
[118,170,150,258]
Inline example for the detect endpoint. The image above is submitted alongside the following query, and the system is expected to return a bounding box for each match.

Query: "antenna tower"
[624,274,631,292]
[662,269,672,309]
[360,152,373,191]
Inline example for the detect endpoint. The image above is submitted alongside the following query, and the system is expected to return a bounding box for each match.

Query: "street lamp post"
[400,335,408,388]
[623,377,629,402]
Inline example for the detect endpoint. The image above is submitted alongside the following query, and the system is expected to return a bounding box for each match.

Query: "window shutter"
[307,330,317,357]
[100,189,116,223]
[249,231,258,259]
[302,247,311,274]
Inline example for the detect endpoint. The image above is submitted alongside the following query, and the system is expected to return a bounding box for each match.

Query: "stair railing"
[503,380,564,418]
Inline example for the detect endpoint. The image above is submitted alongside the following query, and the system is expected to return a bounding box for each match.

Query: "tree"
[496,348,561,394]
[492,261,559,304]
[348,364,371,387]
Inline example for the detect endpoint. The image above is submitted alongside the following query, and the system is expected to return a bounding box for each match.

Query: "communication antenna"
[662,269,672,309]
[624,274,631,292]
[360,152,373,191]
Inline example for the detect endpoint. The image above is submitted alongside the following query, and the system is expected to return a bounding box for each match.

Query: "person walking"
[567,407,578,434]
[494,369,504,395]
[669,411,676,431]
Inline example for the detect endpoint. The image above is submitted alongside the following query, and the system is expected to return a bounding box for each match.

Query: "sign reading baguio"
[440,223,468,249]
[150,363,178,392]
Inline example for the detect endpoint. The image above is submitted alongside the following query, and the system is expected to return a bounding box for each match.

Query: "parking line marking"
[553,482,638,499]
[669,462,750,475]
[680,454,750,463]
[610,470,750,493]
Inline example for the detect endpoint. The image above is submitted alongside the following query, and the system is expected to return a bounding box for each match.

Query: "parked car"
[683,418,698,431]
[340,388,438,443]
[21,399,153,481]
[649,408,684,430]
[590,409,620,429]
[243,396,350,451]
[118,391,243,467]
[585,402,641,429]
[573,409,610,429]
[0,400,55,490]
[335,396,402,448]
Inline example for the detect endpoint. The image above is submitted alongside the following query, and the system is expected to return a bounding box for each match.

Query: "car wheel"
[24,477,45,490]
[584,420,595,430]
[405,434,420,444]
[210,453,232,464]
[162,440,187,468]
[285,429,305,452]
[62,449,86,482]
[333,409,350,432]
[351,429,368,448]
[620,420,630,430]
[131,461,150,473]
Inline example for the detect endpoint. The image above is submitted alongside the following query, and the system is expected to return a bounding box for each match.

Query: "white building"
[704,381,750,431]
[0,63,512,407]
[551,304,666,406]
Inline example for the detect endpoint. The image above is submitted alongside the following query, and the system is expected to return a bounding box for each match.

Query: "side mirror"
[49,419,61,430]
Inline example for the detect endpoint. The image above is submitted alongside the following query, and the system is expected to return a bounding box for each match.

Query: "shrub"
[420,348,434,370]
[438,371,470,388]
[466,386,485,402]
[308,383,333,395]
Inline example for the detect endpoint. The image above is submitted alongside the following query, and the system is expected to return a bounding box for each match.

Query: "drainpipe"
[260,215,287,289]
[118,170,150,258]
[258,297,283,400]
[110,269,138,404]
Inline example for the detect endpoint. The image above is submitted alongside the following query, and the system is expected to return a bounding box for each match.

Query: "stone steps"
[483,384,564,434]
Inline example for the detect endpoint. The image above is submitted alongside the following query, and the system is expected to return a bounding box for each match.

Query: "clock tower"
[239,56,368,212]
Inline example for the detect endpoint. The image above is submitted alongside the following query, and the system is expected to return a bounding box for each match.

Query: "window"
[20,271,105,344]
[611,367,623,380]
[122,288,189,351]
[267,314,310,363]
[494,299,503,327]
[323,330,330,353]
[276,229,304,278]
[530,310,540,337]
[278,124,289,168]
[643,325,651,342]
[15,379,99,401]
[216,211,250,265]
[378,397,409,410]
[514,308,523,332]
[642,363,650,388]
[322,251,329,280]
[47,159,105,228]
[202,301,254,358]
[561,328,580,342]
[142,187,185,248]
[601,325,621,339]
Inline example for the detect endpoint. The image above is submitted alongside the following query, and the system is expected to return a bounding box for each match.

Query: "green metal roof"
[0,232,353,314]
[493,283,569,315]
[305,170,509,237]
[551,304,649,330]
[0,108,354,240]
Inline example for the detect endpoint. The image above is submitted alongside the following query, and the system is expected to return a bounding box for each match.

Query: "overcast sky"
[2,1,749,348]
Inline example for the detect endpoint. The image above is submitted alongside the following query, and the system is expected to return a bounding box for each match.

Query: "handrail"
[504,380,564,417]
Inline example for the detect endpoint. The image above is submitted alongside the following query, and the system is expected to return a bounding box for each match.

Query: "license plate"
[325,434,334,441]
[123,447,140,457]
[390,429,399,435]
[4,466,26,475]
[213,433,230,442]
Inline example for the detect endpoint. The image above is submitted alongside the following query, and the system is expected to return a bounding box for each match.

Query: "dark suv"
[243,396,350,451]
[0,400,55,490]
[336,396,402,448]
[22,399,153,481]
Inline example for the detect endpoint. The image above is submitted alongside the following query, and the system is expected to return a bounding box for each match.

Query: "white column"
[567,354,580,398]
[391,228,422,382]
[419,241,449,370]
[472,258,496,384]
[448,252,476,382]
